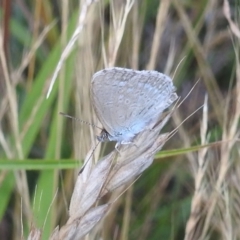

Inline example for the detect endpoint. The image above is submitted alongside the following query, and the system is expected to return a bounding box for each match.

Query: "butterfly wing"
[91,67,177,142]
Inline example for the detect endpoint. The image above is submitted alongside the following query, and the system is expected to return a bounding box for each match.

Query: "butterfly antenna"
[59,112,102,130]
[60,112,103,173]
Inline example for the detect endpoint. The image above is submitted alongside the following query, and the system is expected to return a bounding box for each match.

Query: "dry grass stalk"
[147,0,170,70]
[47,0,96,98]
[49,109,176,239]
[198,20,240,240]
[223,0,240,39]
[184,95,209,240]
[184,34,240,240]
[12,21,56,85]
[108,0,135,67]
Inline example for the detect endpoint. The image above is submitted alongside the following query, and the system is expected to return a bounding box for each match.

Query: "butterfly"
[91,67,178,147]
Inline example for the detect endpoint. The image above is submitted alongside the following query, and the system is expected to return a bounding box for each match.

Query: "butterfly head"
[97,129,111,142]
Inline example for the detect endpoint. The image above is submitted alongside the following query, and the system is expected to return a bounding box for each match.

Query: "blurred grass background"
[0,0,239,239]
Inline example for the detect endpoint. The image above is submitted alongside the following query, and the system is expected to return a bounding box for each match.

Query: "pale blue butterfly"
[91,67,178,147]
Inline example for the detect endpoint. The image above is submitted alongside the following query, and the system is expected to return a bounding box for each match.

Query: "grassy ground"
[0,0,239,239]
